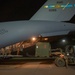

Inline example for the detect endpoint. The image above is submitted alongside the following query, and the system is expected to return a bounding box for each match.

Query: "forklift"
[54,45,75,67]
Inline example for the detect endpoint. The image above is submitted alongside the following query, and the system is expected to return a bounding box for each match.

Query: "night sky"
[0,0,75,23]
[0,0,47,22]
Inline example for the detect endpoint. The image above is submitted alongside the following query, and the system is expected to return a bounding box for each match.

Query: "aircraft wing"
[41,31,70,37]
[0,20,75,48]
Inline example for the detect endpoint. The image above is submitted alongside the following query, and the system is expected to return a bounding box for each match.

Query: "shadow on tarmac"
[0,58,54,65]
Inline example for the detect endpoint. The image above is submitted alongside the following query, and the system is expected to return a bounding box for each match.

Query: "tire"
[55,57,65,67]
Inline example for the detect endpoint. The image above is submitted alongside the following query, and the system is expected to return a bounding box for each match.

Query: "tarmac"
[0,59,75,75]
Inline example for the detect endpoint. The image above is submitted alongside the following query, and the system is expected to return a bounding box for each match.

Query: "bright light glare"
[44,38,48,41]
[32,37,36,41]
[62,39,66,43]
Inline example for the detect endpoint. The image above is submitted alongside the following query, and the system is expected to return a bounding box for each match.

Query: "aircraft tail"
[31,0,75,22]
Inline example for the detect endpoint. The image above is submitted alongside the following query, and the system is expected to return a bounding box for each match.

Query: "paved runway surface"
[0,59,75,75]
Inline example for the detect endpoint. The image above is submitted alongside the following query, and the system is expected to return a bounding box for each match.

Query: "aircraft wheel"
[55,57,65,67]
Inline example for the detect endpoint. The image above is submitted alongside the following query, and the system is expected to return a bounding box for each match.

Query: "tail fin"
[31,0,75,22]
